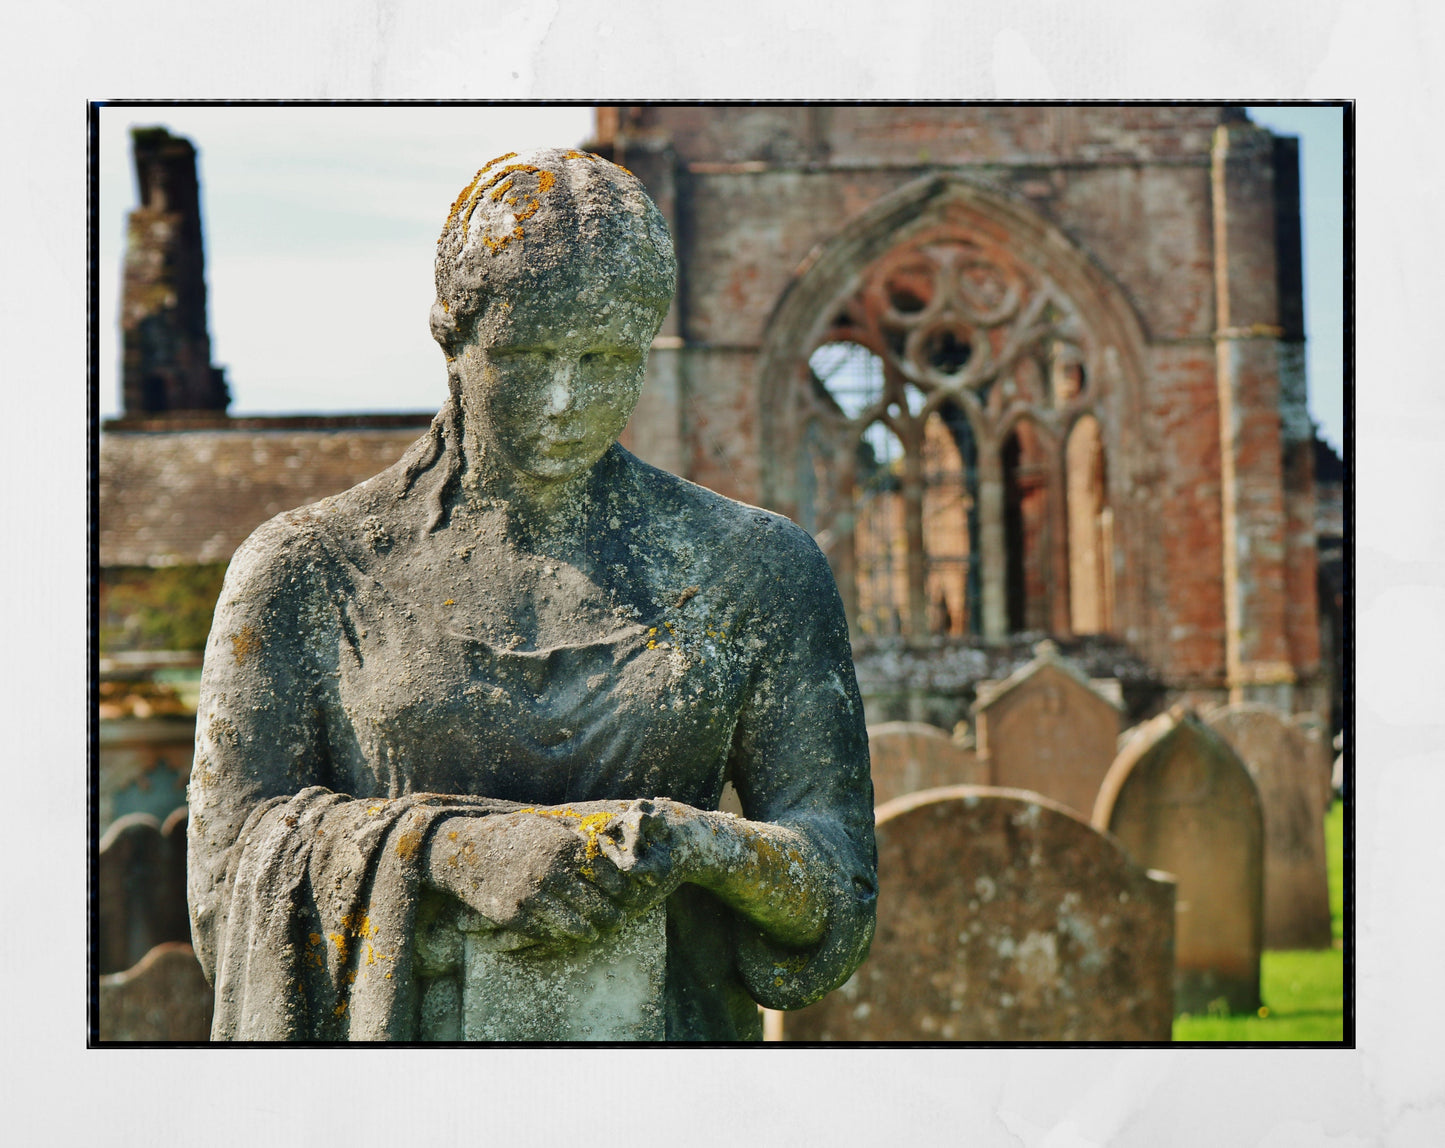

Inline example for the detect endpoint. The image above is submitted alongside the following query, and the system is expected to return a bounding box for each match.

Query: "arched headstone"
[867,722,986,807]
[98,942,213,1041]
[97,807,191,974]
[1206,704,1332,950]
[973,642,1123,818]
[782,786,1176,1041]
[1093,707,1264,1015]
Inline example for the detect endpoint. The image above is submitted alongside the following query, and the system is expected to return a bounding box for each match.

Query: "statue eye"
[581,350,633,372]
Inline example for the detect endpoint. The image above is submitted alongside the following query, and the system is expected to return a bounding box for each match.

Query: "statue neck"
[456,419,601,550]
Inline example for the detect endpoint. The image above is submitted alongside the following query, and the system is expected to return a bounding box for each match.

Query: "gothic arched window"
[796,226,1115,642]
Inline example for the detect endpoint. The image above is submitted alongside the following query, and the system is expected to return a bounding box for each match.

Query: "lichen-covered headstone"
[867,721,986,807]
[1093,706,1263,1015]
[973,641,1123,818]
[1205,704,1332,950]
[781,786,1176,1042]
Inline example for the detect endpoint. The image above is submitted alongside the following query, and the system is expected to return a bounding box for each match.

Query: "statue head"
[431,148,677,481]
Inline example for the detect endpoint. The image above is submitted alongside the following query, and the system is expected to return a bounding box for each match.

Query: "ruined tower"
[119,127,229,416]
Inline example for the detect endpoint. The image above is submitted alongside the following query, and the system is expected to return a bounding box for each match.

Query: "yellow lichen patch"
[367,806,382,816]
[519,806,617,865]
[231,624,261,666]
[334,1000,348,1018]
[308,933,322,947]
[443,599,456,606]
[395,829,424,860]
[564,150,600,162]
[364,941,393,967]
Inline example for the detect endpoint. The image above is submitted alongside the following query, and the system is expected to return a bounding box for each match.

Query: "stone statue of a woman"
[187,148,877,1041]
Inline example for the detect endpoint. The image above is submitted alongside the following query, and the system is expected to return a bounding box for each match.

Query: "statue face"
[461,293,655,482]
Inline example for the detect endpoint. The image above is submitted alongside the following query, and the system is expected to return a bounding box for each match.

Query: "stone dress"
[186,427,877,1040]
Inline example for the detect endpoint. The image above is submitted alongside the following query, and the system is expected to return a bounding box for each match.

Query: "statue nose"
[546,367,576,416]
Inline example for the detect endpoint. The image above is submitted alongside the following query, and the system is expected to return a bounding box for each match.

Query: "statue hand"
[424,810,631,950]
[588,798,707,913]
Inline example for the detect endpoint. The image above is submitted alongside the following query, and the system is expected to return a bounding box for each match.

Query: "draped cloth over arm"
[183,514,521,1041]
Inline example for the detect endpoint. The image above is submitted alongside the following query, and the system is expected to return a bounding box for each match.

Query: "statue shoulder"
[612,448,834,597]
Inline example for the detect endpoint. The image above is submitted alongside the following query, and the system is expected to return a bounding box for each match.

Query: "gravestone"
[1205,704,1332,949]
[1292,713,1338,810]
[1093,706,1263,1015]
[973,641,1123,818]
[781,786,1176,1041]
[867,721,987,807]
[98,808,191,974]
[98,942,214,1041]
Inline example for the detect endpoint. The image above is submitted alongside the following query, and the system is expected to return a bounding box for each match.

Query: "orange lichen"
[441,152,518,241]
[231,624,261,665]
[395,829,424,860]
[454,164,559,255]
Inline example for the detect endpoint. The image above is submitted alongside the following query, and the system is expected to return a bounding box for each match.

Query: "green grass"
[1173,801,1346,1043]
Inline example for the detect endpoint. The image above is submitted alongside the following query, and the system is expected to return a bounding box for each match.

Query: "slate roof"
[99,420,431,567]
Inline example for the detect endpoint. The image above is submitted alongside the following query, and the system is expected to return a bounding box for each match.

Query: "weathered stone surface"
[417,904,666,1041]
[97,942,214,1042]
[187,148,877,1042]
[120,127,228,415]
[867,721,986,807]
[973,641,1123,818]
[1205,704,1332,950]
[782,786,1176,1042]
[98,809,191,975]
[1093,707,1263,1014]
[100,423,429,567]
[1293,713,1338,811]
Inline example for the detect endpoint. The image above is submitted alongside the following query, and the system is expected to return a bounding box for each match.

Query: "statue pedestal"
[417,904,667,1041]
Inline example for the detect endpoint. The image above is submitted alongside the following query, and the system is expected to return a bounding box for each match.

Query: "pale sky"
[97,103,1346,451]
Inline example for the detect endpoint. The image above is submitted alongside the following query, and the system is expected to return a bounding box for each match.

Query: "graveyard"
[95,106,1348,1044]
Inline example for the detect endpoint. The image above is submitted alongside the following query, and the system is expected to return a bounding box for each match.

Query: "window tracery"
[799,226,1114,641]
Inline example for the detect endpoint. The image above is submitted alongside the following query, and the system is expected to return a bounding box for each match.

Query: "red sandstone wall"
[603,106,1308,696]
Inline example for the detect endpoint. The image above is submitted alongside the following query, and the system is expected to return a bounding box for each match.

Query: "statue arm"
[186,517,335,984]
[676,517,878,1009]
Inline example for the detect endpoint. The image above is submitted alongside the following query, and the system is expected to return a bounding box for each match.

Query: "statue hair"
[398,148,677,530]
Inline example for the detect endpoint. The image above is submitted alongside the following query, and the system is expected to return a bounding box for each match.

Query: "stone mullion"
[1048,431,1073,637]
[900,418,930,639]
[976,431,1007,641]
[836,430,861,633]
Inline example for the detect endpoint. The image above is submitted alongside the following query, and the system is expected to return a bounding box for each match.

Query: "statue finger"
[517,896,600,945]
[555,879,627,932]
